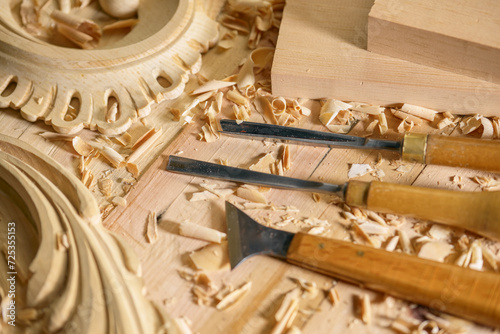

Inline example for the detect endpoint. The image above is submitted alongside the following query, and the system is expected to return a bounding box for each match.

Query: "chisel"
[166,155,500,241]
[224,201,500,328]
[219,119,500,173]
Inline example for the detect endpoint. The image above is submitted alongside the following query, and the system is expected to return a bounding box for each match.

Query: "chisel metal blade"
[166,155,345,195]
[219,119,402,151]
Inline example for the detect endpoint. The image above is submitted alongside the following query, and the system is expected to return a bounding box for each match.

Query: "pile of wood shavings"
[39,121,162,218]
[18,0,139,49]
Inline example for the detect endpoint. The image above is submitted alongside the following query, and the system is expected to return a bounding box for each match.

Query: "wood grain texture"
[425,135,500,173]
[271,0,500,116]
[345,180,500,240]
[287,233,500,328]
[0,0,219,135]
[368,0,500,84]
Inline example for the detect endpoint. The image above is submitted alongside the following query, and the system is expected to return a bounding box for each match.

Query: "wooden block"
[271,0,500,116]
[368,0,500,84]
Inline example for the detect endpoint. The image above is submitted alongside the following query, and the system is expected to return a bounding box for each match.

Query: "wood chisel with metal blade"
[166,155,500,240]
[219,119,500,173]
[224,201,500,328]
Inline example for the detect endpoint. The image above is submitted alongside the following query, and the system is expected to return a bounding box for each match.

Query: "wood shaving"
[112,196,127,207]
[385,235,400,251]
[480,117,494,139]
[249,152,276,173]
[271,297,299,334]
[127,128,163,164]
[469,241,483,271]
[219,14,250,33]
[348,164,373,179]
[51,10,102,49]
[471,176,500,191]
[428,224,451,240]
[460,115,483,134]
[215,281,252,310]
[417,241,453,262]
[72,136,95,156]
[190,190,219,202]
[398,230,414,254]
[145,211,158,244]
[312,193,320,203]
[175,316,194,334]
[102,19,139,31]
[360,294,371,324]
[98,178,113,197]
[349,102,384,115]
[237,185,268,204]
[328,286,340,306]
[358,222,390,235]
[199,183,234,198]
[378,113,388,134]
[391,108,424,125]
[481,245,499,271]
[98,145,125,168]
[400,104,437,121]
[227,89,249,106]
[191,80,236,95]
[233,105,251,122]
[179,222,226,243]
[189,242,230,271]
[254,95,277,124]
[39,132,75,141]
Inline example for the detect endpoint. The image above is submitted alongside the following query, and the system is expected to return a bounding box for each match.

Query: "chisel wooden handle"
[287,233,500,328]
[345,180,500,241]
[402,133,500,173]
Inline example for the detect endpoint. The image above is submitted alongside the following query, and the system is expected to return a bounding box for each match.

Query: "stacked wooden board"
[271,0,500,116]
[368,0,500,84]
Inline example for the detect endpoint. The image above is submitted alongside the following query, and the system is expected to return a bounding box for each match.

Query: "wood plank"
[368,0,500,84]
[271,0,500,116]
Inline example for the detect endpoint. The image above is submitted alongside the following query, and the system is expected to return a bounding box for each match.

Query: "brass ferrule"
[401,133,428,164]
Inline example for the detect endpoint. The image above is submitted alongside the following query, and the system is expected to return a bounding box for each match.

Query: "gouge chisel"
[220,119,500,173]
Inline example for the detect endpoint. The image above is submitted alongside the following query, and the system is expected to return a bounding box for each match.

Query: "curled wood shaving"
[219,14,250,33]
[145,211,158,244]
[72,136,95,156]
[319,99,352,127]
[227,89,250,106]
[179,222,226,243]
[460,115,483,135]
[215,281,252,310]
[191,80,236,95]
[237,48,274,89]
[397,119,415,133]
[378,113,388,134]
[400,104,437,121]
[469,241,483,271]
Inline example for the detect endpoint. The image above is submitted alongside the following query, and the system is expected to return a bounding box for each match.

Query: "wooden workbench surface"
[1,1,499,333]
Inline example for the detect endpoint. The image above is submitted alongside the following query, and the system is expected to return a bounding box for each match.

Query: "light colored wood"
[0,2,498,332]
[368,0,500,84]
[0,134,175,333]
[425,135,500,173]
[0,0,219,134]
[271,0,500,116]
[287,233,500,328]
[345,180,500,240]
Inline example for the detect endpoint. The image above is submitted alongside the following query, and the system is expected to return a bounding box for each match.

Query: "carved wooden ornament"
[0,0,219,135]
